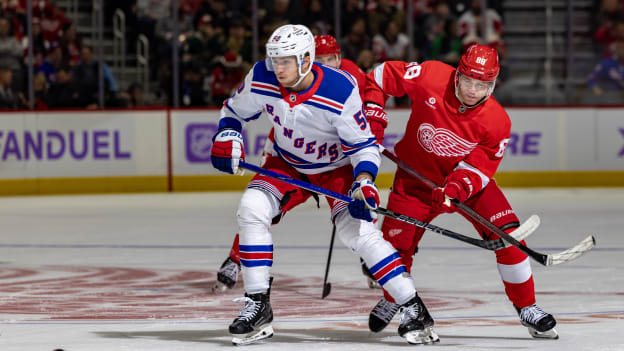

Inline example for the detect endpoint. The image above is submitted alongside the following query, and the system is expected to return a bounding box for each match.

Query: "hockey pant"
[236,159,416,304]
[380,172,536,308]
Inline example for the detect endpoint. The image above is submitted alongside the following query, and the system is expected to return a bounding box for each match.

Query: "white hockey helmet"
[265,24,315,87]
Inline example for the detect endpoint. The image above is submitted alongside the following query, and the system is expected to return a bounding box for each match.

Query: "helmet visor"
[458,73,494,93]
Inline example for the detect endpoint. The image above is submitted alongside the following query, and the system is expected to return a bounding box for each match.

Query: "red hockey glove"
[211,128,245,175]
[365,103,388,144]
[348,178,380,222]
[431,170,476,213]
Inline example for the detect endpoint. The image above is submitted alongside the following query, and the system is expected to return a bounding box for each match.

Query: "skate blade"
[403,327,440,345]
[367,278,381,289]
[528,327,559,340]
[232,325,274,346]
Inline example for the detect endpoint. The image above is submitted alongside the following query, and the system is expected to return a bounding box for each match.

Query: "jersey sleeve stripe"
[325,65,357,87]
[340,137,378,155]
[251,82,280,92]
[310,95,343,109]
[373,62,386,90]
[455,160,490,189]
[303,100,341,115]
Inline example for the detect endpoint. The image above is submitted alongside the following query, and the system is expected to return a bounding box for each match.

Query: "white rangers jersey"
[218,62,380,177]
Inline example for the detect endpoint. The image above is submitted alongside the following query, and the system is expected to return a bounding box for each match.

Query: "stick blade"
[547,235,596,266]
[321,283,331,299]
[510,214,541,243]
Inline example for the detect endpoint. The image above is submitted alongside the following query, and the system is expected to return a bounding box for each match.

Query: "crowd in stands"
[24,0,624,109]
[586,0,624,103]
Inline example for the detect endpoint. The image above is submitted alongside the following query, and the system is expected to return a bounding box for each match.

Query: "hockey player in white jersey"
[210,24,437,346]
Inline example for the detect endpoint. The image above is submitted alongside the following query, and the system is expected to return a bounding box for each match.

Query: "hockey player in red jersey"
[213,34,387,292]
[363,44,558,340]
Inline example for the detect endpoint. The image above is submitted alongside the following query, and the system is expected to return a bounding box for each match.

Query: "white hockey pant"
[237,188,280,294]
[334,210,416,305]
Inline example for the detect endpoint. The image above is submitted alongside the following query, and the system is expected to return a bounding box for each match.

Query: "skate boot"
[515,304,558,339]
[229,279,274,346]
[212,257,240,293]
[397,294,439,345]
[360,258,381,289]
[368,296,399,332]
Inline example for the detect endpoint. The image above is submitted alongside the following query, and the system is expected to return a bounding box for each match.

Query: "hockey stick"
[239,161,531,251]
[321,224,336,299]
[380,148,596,266]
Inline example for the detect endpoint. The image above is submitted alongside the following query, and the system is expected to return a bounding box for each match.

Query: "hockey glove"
[431,170,476,213]
[365,103,388,144]
[348,178,380,222]
[211,128,245,175]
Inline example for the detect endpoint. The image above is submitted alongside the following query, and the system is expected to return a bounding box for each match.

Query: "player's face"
[457,74,493,105]
[271,56,300,86]
[316,54,340,68]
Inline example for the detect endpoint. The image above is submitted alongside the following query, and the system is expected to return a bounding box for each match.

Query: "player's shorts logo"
[417,123,477,157]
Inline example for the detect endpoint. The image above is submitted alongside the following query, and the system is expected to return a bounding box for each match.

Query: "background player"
[212,34,388,292]
[210,24,435,346]
[363,43,558,340]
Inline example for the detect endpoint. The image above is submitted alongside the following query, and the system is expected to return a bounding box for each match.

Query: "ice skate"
[229,287,273,345]
[212,257,240,293]
[360,258,381,289]
[398,294,439,345]
[368,296,399,332]
[516,304,558,339]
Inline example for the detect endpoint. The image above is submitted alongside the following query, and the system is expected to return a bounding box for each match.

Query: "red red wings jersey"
[365,60,511,190]
[340,58,367,99]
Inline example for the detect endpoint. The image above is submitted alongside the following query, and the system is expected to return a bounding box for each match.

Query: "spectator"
[341,0,366,36]
[180,61,207,106]
[594,15,624,58]
[33,0,71,43]
[372,20,410,62]
[0,16,23,93]
[59,22,82,66]
[356,49,376,73]
[341,17,370,62]
[586,39,624,104]
[420,0,461,64]
[0,65,17,109]
[226,18,252,65]
[72,45,120,107]
[24,17,47,68]
[47,65,81,108]
[33,71,48,109]
[182,14,225,69]
[36,41,63,85]
[209,51,245,105]
[136,0,170,47]
[456,0,504,53]
[302,0,331,34]
[366,0,406,36]
[122,82,152,107]
[155,1,194,57]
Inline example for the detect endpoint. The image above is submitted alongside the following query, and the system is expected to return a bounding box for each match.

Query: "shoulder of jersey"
[419,60,455,78]
[316,63,358,104]
[339,58,363,76]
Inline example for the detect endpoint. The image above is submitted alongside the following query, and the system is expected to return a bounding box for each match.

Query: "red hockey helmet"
[315,35,340,56]
[457,43,499,82]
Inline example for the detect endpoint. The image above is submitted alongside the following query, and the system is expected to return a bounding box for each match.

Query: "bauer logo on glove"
[211,128,245,175]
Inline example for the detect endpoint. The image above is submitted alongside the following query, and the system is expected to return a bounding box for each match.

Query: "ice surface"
[0,189,622,350]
